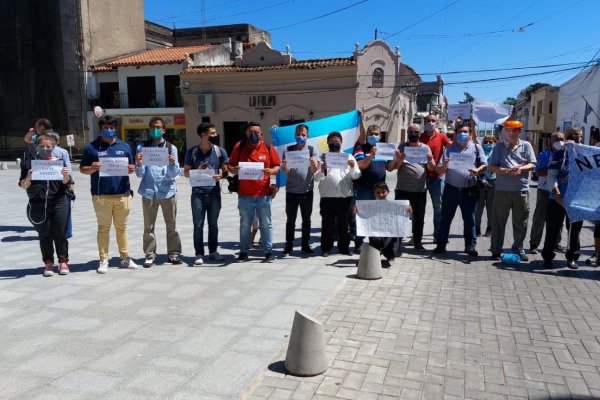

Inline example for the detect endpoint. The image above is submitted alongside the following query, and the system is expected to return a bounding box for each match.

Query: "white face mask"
[552,141,565,151]
[425,122,436,132]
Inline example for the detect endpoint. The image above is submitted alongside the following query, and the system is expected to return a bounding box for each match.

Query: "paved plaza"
[1,165,600,399]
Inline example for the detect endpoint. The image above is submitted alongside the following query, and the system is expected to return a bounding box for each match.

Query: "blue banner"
[564,143,600,222]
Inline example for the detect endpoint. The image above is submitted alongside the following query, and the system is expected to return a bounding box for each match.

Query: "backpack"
[227,141,271,193]
[190,145,224,166]
[286,144,314,158]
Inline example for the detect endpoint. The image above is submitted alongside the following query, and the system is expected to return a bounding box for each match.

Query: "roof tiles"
[181,57,356,74]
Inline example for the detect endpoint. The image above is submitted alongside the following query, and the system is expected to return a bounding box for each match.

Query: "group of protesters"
[18,112,598,277]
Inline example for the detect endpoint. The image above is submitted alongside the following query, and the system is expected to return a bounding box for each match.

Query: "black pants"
[369,237,397,260]
[285,191,314,249]
[542,198,583,262]
[320,196,352,253]
[27,196,70,263]
[395,189,427,246]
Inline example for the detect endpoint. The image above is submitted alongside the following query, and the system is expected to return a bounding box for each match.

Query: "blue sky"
[144,0,600,105]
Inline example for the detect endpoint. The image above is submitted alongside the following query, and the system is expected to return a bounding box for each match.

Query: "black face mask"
[328,142,341,152]
[408,134,419,143]
[208,136,219,145]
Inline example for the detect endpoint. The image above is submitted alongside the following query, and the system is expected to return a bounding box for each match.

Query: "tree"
[503,97,517,106]
[459,92,475,104]
[519,83,550,101]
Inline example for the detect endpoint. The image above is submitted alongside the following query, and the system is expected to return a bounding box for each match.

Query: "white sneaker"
[143,256,155,268]
[193,256,204,266]
[120,257,139,269]
[209,251,224,261]
[97,260,109,274]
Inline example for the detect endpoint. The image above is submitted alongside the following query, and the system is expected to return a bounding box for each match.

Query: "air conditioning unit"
[197,94,214,115]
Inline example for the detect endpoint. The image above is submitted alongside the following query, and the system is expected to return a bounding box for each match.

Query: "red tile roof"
[181,57,356,74]
[89,45,212,72]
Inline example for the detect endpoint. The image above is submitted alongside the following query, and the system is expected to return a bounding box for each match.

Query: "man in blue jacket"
[135,117,182,267]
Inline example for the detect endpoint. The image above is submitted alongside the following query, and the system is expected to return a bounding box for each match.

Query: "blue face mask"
[367,135,380,145]
[482,144,494,152]
[295,136,307,145]
[101,128,116,140]
[457,133,469,144]
[248,132,260,145]
[150,127,163,139]
[32,134,38,143]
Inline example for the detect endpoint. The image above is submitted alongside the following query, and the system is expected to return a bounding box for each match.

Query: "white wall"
[558,65,600,143]
[117,64,184,108]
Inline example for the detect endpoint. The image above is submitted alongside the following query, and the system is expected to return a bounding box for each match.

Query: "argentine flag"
[270,110,361,187]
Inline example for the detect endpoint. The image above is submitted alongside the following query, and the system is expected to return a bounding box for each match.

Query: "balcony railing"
[91,91,183,109]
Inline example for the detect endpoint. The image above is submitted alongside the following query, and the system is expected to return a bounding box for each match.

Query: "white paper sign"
[403,146,429,164]
[325,152,349,169]
[66,134,75,146]
[99,157,129,177]
[142,147,169,166]
[448,152,476,170]
[356,200,412,237]
[239,162,264,180]
[448,103,472,120]
[285,150,309,170]
[31,160,64,180]
[189,169,216,187]
[375,143,398,161]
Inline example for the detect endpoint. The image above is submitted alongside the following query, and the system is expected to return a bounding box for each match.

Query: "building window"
[549,101,553,114]
[532,106,535,117]
[372,68,384,88]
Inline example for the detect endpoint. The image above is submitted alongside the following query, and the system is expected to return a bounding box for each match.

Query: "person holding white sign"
[433,125,487,256]
[135,117,183,267]
[19,134,72,277]
[387,124,435,252]
[80,115,137,273]
[227,122,281,263]
[184,122,229,266]
[281,124,320,256]
[314,132,361,257]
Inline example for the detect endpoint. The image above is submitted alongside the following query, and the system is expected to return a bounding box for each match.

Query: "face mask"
[457,133,469,144]
[367,135,380,145]
[482,144,494,152]
[328,142,341,152]
[248,132,260,145]
[37,146,53,159]
[150,127,163,139]
[425,122,436,132]
[32,134,38,143]
[552,141,565,151]
[295,136,307,145]
[408,134,419,143]
[208,135,219,145]
[101,128,116,140]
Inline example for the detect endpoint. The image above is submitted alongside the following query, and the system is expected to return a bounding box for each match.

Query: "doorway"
[223,121,248,154]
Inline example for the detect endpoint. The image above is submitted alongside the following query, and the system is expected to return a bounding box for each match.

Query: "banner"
[447,104,471,120]
[472,99,512,124]
[271,110,361,186]
[563,143,600,222]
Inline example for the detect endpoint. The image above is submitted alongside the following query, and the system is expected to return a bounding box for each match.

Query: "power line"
[266,0,368,31]
[204,0,295,24]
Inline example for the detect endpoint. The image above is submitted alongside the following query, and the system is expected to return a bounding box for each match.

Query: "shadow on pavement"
[0,225,35,233]
[1,235,37,242]
[267,360,287,375]
[494,260,600,281]
[0,259,100,279]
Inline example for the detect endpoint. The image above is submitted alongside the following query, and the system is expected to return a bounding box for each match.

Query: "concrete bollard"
[356,242,382,280]
[0,162,7,170]
[16,158,21,166]
[284,311,328,377]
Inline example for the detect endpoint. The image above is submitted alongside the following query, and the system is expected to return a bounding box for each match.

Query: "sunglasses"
[483,141,494,144]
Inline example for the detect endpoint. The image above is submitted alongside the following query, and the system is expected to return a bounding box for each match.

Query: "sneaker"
[301,246,315,255]
[518,250,529,262]
[237,252,249,263]
[382,259,392,268]
[264,253,275,263]
[465,246,478,257]
[567,260,579,270]
[586,253,598,267]
[143,256,155,268]
[530,247,539,255]
[432,246,446,254]
[168,255,183,265]
[119,257,139,269]
[414,244,427,252]
[58,262,70,275]
[209,251,224,261]
[97,260,109,274]
[43,261,54,277]
[193,256,204,266]
[491,253,501,261]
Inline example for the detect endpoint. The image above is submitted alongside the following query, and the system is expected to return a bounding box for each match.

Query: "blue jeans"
[352,187,376,248]
[191,191,221,256]
[239,195,272,254]
[437,184,477,248]
[426,176,445,242]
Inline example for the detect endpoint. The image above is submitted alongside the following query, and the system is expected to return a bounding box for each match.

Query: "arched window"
[372,67,384,88]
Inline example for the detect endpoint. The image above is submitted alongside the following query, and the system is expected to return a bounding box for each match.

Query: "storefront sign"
[249,95,277,109]
[122,115,185,127]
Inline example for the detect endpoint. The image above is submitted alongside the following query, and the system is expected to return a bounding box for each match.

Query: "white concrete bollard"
[284,311,328,377]
[16,158,21,166]
[0,162,7,170]
[356,242,383,280]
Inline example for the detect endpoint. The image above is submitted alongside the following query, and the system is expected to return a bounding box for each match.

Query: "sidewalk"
[1,167,599,399]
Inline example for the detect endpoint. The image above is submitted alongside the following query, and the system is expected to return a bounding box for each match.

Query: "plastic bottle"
[501,253,521,265]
